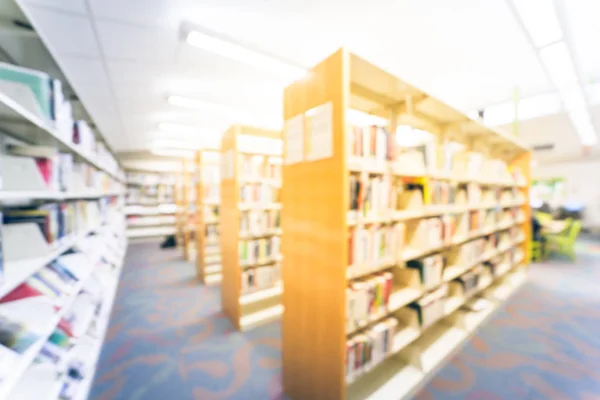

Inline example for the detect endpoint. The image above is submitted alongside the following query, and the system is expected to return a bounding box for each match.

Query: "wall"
[533,159,600,229]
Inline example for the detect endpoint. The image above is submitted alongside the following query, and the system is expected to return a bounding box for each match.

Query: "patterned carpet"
[90,240,600,400]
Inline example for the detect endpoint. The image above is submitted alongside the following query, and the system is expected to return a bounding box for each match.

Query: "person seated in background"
[532,214,545,258]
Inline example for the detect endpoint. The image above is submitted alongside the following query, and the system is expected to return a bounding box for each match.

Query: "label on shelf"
[306,102,333,161]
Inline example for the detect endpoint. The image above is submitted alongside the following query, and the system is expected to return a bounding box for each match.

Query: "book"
[345,316,397,383]
[1,283,42,303]
[3,205,58,244]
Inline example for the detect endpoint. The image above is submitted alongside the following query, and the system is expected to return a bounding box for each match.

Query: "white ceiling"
[13,0,600,160]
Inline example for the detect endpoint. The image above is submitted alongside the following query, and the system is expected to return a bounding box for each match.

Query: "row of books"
[0,251,95,365]
[241,265,281,295]
[238,154,281,181]
[239,237,281,266]
[348,176,525,220]
[348,216,524,276]
[239,183,280,205]
[345,317,398,384]
[239,209,280,235]
[346,120,525,185]
[346,272,393,333]
[411,284,448,329]
[126,184,174,205]
[126,172,176,186]
[348,125,396,163]
[348,224,404,269]
[0,62,120,176]
[408,254,444,290]
[24,235,123,399]
[3,200,108,244]
[3,145,122,193]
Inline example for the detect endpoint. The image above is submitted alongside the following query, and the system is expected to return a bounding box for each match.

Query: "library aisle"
[90,240,600,400]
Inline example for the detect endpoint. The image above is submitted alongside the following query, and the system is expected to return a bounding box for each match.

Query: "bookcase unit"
[0,64,128,399]
[220,125,283,331]
[125,169,177,239]
[194,150,222,284]
[281,48,531,400]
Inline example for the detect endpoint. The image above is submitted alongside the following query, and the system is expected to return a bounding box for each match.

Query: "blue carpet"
[90,241,600,399]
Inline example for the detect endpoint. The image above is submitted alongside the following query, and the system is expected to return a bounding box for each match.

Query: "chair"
[545,220,582,261]
[535,212,553,224]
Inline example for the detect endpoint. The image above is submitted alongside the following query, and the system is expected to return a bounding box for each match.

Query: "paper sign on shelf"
[284,114,304,165]
[306,102,333,161]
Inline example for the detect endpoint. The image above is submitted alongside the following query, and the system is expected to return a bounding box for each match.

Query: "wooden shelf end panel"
[282,48,349,400]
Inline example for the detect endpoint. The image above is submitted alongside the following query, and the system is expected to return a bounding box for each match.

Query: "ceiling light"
[167,95,234,112]
[568,109,598,146]
[539,41,578,88]
[512,0,562,48]
[186,30,307,81]
[167,95,283,130]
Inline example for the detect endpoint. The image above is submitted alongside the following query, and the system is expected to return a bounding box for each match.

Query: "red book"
[35,157,53,187]
[1,283,42,303]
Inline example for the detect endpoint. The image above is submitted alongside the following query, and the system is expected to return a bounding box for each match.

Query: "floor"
[90,240,600,400]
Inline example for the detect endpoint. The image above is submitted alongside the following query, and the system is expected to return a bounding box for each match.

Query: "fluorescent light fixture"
[559,86,587,112]
[568,109,598,145]
[512,0,562,48]
[167,95,283,130]
[158,122,198,134]
[186,30,307,81]
[539,41,578,88]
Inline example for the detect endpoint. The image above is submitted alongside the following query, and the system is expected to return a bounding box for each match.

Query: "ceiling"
[11,0,600,161]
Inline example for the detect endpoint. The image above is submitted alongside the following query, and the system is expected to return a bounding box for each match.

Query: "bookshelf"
[220,125,283,331]
[125,169,177,239]
[0,62,128,399]
[194,149,222,284]
[281,48,531,400]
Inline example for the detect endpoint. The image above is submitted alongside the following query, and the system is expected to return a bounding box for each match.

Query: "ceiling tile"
[96,20,179,62]
[106,59,171,86]
[20,5,100,57]
[564,0,600,84]
[90,0,183,28]
[58,57,105,86]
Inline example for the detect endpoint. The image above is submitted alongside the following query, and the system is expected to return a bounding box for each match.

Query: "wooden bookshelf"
[220,124,283,331]
[281,48,531,400]
[194,149,222,284]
